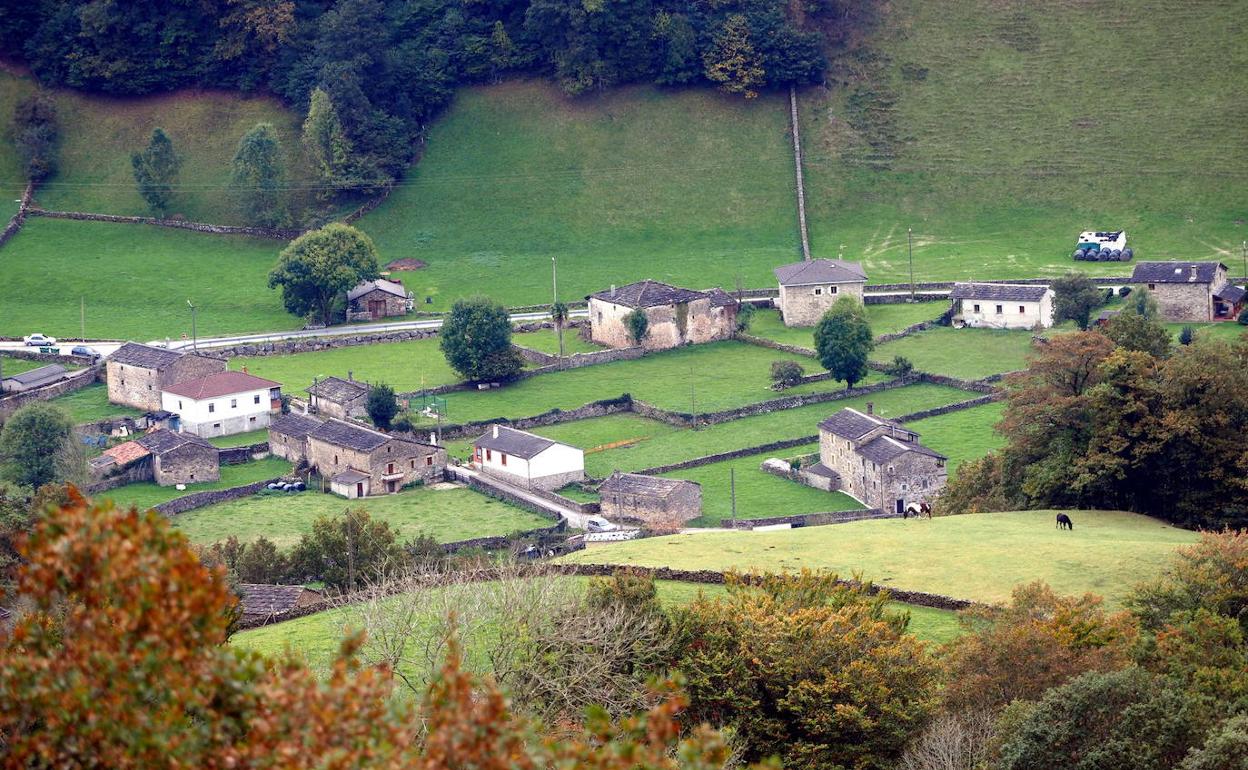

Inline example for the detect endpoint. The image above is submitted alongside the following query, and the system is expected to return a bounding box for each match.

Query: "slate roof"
[331,468,371,484]
[163,371,280,400]
[307,376,369,402]
[474,425,560,459]
[1215,284,1246,304]
[704,287,739,308]
[857,435,946,464]
[802,462,840,480]
[101,440,151,465]
[950,283,1050,302]
[1096,309,1121,323]
[2,364,67,387]
[818,408,915,441]
[348,278,407,302]
[136,429,214,455]
[587,280,708,308]
[310,418,392,452]
[109,341,184,370]
[773,259,867,286]
[270,413,325,439]
[236,584,322,617]
[1131,261,1225,285]
[600,472,696,498]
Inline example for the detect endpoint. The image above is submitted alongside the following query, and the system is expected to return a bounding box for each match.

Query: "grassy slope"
[872,327,1040,379]
[51,383,143,423]
[562,509,1198,606]
[801,0,1248,282]
[513,328,605,356]
[358,81,800,311]
[229,338,461,395]
[906,401,1006,475]
[173,485,551,548]
[0,69,311,224]
[0,218,290,340]
[0,356,51,376]
[97,457,292,512]
[750,304,948,349]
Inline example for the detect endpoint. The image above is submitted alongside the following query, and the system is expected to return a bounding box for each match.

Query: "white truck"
[1073,230,1132,261]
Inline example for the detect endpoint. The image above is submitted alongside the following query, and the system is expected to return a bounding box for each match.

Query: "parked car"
[585,515,618,533]
[23,333,56,347]
[71,345,100,359]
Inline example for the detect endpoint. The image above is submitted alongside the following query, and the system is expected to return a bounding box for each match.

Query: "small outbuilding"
[473,425,584,491]
[308,375,370,420]
[950,283,1054,329]
[236,584,325,623]
[597,472,702,526]
[586,280,738,350]
[773,259,868,327]
[95,429,220,487]
[1,364,69,393]
[347,278,412,321]
[1131,261,1243,322]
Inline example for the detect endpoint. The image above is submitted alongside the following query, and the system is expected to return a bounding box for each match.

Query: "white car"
[23,333,57,347]
[585,515,618,533]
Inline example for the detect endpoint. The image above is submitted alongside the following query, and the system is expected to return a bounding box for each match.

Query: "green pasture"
[748,303,948,350]
[906,401,1006,475]
[513,328,605,356]
[872,327,1041,379]
[228,338,460,396]
[562,509,1198,607]
[172,483,550,548]
[801,0,1248,283]
[51,383,143,423]
[97,457,292,513]
[206,428,271,448]
[0,356,53,376]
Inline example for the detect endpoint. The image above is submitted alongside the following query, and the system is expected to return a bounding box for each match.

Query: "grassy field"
[1168,322,1248,343]
[872,327,1040,379]
[174,484,551,548]
[0,356,53,376]
[231,578,962,672]
[907,402,1006,475]
[415,342,884,427]
[97,457,292,512]
[801,0,1248,283]
[229,338,461,396]
[51,383,143,423]
[206,428,271,448]
[562,509,1197,606]
[358,81,800,311]
[513,328,604,356]
[0,218,291,340]
[0,69,312,224]
[749,303,949,349]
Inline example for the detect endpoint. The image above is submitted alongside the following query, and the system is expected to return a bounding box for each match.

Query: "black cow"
[1056,513,1074,531]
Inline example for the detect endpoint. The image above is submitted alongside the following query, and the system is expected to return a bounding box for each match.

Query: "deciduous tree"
[0,402,78,490]
[703,15,766,98]
[301,86,355,198]
[367,382,399,430]
[288,506,404,590]
[1051,272,1104,330]
[230,122,286,226]
[814,296,873,389]
[131,127,180,216]
[10,91,58,181]
[268,222,380,325]
[440,296,523,381]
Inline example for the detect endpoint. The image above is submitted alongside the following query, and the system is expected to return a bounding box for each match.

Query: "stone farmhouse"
[773,259,868,326]
[951,283,1054,330]
[598,472,701,526]
[161,370,282,438]
[270,414,446,498]
[1131,261,1245,322]
[473,425,584,491]
[346,278,412,321]
[107,342,227,412]
[1,364,69,393]
[809,406,947,514]
[307,375,370,420]
[236,584,324,624]
[91,428,220,487]
[586,280,738,350]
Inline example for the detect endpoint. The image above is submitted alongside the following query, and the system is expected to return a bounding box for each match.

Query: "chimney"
[493,425,499,439]
[430,431,437,446]
[866,402,874,415]
[348,370,354,382]
[1191,265,1199,280]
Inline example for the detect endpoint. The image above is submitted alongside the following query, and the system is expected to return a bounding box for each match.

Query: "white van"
[585,515,618,533]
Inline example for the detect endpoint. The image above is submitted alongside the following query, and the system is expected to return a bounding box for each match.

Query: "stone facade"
[587,281,737,351]
[106,343,226,411]
[598,472,701,526]
[308,376,370,420]
[776,281,866,326]
[152,441,220,486]
[1132,261,1238,322]
[303,418,447,497]
[817,407,947,513]
[1148,281,1218,322]
[346,286,408,322]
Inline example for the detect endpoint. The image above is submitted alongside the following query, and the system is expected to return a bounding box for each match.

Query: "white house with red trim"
[472,425,584,491]
[161,370,282,438]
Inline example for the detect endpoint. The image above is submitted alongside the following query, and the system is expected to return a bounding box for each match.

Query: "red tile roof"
[163,371,281,400]
[103,440,151,465]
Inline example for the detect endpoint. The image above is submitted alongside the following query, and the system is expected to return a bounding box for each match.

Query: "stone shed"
[1,364,69,393]
[305,418,446,497]
[598,472,702,526]
[773,259,868,327]
[236,584,324,623]
[106,342,226,411]
[94,429,220,487]
[586,280,738,350]
[346,278,411,321]
[1131,261,1242,322]
[308,375,370,420]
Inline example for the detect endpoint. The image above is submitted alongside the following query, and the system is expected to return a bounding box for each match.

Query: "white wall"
[162,386,274,435]
[529,442,585,478]
[959,291,1053,329]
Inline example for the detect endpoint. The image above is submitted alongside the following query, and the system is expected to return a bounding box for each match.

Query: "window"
[334,455,339,464]
[426,456,433,466]
[212,423,220,429]
[208,403,215,413]
[1148,283,1156,290]
[973,304,981,312]
[178,400,182,410]
[1019,305,1026,314]
[249,416,256,423]
[387,463,395,474]
[230,398,237,409]
[486,449,492,461]
[189,474,195,481]
[410,459,416,469]
[995,304,1003,314]
[814,287,823,295]
[254,395,261,405]
[829,285,838,294]
[500,453,508,466]
[147,384,152,391]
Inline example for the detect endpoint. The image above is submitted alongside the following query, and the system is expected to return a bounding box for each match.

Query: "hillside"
[801,0,1248,281]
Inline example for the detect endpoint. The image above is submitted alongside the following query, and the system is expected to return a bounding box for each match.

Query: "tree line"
[2,0,861,193]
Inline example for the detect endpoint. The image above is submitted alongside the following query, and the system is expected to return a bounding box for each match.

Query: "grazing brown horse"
[1056,513,1074,530]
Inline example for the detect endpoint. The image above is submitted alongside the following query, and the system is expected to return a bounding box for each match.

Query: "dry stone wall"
[153,478,283,516]
[26,208,304,240]
[0,366,101,419]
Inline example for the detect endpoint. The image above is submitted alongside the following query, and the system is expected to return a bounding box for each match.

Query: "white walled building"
[472,425,585,491]
[950,283,1054,330]
[161,370,282,438]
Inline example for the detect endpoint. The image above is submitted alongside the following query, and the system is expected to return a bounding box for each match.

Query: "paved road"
[448,464,598,529]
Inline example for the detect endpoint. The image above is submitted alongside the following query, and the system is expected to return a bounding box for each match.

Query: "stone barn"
[597,472,702,526]
[107,342,226,411]
[1131,261,1243,322]
[586,280,738,350]
[814,406,946,513]
[94,429,221,487]
[346,278,411,321]
[236,584,324,623]
[305,418,446,498]
[308,376,370,420]
[773,259,868,327]
[268,412,325,463]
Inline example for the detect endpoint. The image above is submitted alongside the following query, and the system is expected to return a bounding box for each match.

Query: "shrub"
[624,308,649,346]
[885,355,914,377]
[735,301,755,331]
[365,383,398,430]
[1179,325,1195,345]
[1119,285,1133,297]
[770,360,804,388]
[439,296,523,381]
[1238,306,1248,325]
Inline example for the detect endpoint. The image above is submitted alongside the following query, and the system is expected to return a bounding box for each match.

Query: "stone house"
[304,417,446,498]
[1,364,68,393]
[951,283,1055,329]
[308,375,370,420]
[236,584,324,623]
[773,259,868,327]
[107,342,227,412]
[161,370,282,438]
[586,280,738,350]
[813,406,947,513]
[347,278,411,321]
[1131,261,1244,322]
[597,472,701,526]
[268,412,325,463]
[472,425,584,491]
[93,429,221,487]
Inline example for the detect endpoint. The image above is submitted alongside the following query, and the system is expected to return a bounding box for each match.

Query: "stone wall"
[632,435,818,476]
[900,394,1000,421]
[445,467,562,522]
[0,348,97,367]
[735,332,817,358]
[216,329,440,358]
[153,478,281,516]
[153,443,220,486]
[0,366,101,419]
[511,344,646,370]
[26,207,304,240]
[916,372,1002,394]
[721,508,894,529]
[529,486,601,515]
[440,521,569,554]
[217,443,271,465]
[634,377,914,428]
[426,395,635,441]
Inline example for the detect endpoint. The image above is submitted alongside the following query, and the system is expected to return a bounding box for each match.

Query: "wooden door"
[368,299,386,319]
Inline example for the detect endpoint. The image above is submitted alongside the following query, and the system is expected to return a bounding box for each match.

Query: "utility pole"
[689,368,697,430]
[345,509,356,592]
[730,468,737,522]
[80,297,85,342]
[1242,240,1246,288]
[552,255,558,306]
[187,300,197,350]
[908,227,915,303]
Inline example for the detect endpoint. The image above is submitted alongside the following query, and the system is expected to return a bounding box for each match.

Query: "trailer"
[1073,230,1132,261]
